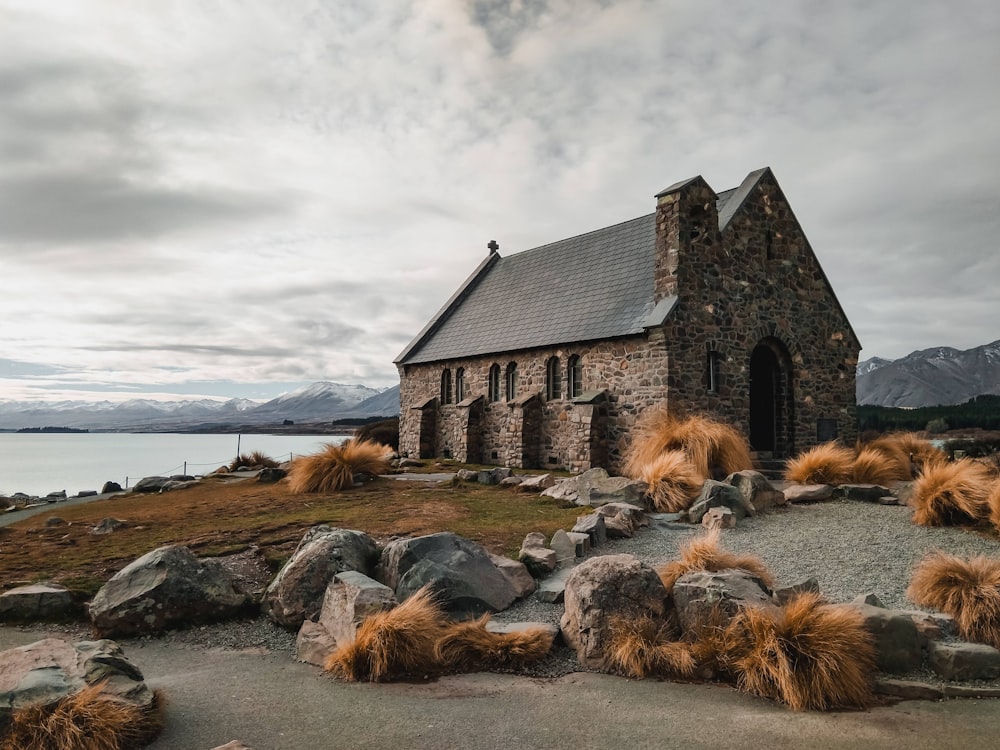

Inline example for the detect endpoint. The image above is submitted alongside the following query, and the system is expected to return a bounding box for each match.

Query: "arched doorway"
[749,339,793,456]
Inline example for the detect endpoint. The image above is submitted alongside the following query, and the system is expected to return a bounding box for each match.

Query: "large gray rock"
[318,570,397,647]
[517,473,556,492]
[489,554,536,599]
[686,480,746,523]
[262,526,378,630]
[672,570,774,635]
[541,468,609,504]
[0,583,76,622]
[848,602,924,674]
[295,620,338,667]
[929,641,1000,681]
[572,513,607,547]
[560,554,668,669]
[376,532,518,618]
[131,475,195,493]
[90,545,249,636]
[595,502,647,538]
[540,468,646,508]
[725,470,786,513]
[518,532,557,578]
[0,638,155,726]
[782,484,834,503]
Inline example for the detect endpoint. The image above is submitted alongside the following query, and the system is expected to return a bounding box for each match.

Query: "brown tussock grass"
[287,439,393,493]
[988,482,1000,533]
[325,585,447,681]
[726,593,876,711]
[907,552,1000,649]
[657,529,775,593]
[871,433,947,474]
[433,616,554,671]
[228,450,279,472]
[783,442,855,485]
[852,446,911,484]
[908,459,994,527]
[629,449,702,512]
[0,682,164,750]
[624,405,753,483]
[604,615,697,679]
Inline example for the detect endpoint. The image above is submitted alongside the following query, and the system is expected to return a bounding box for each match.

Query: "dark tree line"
[857,395,1000,433]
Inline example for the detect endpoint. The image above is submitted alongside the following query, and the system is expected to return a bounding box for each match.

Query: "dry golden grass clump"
[657,529,775,593]
[604,616,697,679]
[624,406,752,484]
[876,432,947,473]
[0,682,164,750]
[629,449,703,512]
[908,459,994,527]
[851,445,911,484]
[783,442,855,485]
[990,482,1000,533]
[326,586,554,681]
[325,586,447,681]
[227,450,280,472]
[907,552,1000,649]
[287,439,392,493]
[726,593,876,711]
[433,616,554,672]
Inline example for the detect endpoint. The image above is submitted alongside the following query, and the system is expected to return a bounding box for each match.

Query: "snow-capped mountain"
[857,339,1000,407]
[0,382,398,431]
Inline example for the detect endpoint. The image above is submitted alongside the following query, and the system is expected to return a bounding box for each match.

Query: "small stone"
[701,506,736,530]
[928,641,1000,681]
[566,532,591,557]
[782,484,834,503]
[834,484,892,503]
[549,529,576,564]
[537,568,572,604]
[572,513,607,547]
[874,679,944,701]
[773,578,820,605]
[852,592,885,608]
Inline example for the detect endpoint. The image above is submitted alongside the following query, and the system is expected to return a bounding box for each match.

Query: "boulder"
[489,554,536,599]
[0,638,155,726]
[46,490,67,500]
[549,529,577,564]
[131,475,193,493]
[540,468,646,507]
[101,481,124,494]
[518,533,557,578]
[725,470,785,513]
[257,467,287,484]
[572,513,607,547]
[0,583,76,622]
[295,620,338,667]
[517,473,556,492]
[567,532,591,557]
[456,469,479,481]
[262,526,378,630]
[595,502,647,538]
[478,467,513,485]
[701,506,736,530]
[499,476,523,488]
[318,571,397,647]
[848,602,924,674]
[928,641,1000,681]
[376,532,518,618]
[89,544,249,636]
[782,484,834,503]
[672,570,774,635]
[686,480,746,523]
[91,517,126,535]
[537,568,573,604]
[560,554,668,669]
[75,490,98,498]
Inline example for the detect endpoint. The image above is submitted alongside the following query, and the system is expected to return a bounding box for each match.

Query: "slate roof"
[396,178,748,365]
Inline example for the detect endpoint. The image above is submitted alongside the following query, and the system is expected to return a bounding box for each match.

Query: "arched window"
[455,367,465,402]
[440,369,452,405]
[568,355,583,399]
[707,351,721,394]
[504,362,517,401]
[488,364,500,403]
[545,356,561,400]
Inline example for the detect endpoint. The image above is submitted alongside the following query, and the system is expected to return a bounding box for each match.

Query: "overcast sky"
[1,1,997,403]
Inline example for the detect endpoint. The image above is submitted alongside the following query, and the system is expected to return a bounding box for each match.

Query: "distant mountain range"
[0,382,401,432]
[857,340,1000,408]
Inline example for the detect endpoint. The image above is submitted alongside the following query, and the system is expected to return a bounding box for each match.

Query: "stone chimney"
[653,175,719,303]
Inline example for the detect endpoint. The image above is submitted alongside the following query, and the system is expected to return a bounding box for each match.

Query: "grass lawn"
[0,474,583,597]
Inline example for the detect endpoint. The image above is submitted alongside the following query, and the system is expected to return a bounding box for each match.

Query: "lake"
[0,433,347,498]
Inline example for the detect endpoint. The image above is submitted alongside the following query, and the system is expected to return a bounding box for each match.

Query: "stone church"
[395,167,860,473]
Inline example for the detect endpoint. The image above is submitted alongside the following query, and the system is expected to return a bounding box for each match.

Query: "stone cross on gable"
[487,240,499,255]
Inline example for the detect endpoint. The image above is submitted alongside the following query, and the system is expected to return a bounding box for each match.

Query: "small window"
[504,362,517,401]
[440,369,452,405]
[545,357,561,400]
[707,351,721,394]
[488,364,500,402]
[455,368,465,402]
[568,355,583,399]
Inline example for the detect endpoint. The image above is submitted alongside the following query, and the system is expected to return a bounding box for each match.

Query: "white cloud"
[1,0,998,402]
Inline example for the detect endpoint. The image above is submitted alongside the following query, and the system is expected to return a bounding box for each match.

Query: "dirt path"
[2,625,999,750]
